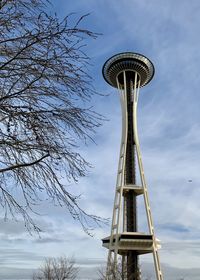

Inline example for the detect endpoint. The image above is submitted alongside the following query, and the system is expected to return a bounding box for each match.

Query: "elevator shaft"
[124,72,138,280]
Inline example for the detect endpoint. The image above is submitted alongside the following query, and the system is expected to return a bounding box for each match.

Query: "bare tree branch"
[0,153,49,173]
[0,0,107,233]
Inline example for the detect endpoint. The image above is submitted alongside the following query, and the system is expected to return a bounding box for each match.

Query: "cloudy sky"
[1,0,200,279]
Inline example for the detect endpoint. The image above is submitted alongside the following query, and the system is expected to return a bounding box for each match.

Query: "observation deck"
[102,52,154,88]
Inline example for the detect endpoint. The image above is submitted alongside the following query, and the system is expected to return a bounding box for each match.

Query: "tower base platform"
[102,232,161,255]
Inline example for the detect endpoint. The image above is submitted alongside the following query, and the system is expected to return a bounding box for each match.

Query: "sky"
[1,0,200,279]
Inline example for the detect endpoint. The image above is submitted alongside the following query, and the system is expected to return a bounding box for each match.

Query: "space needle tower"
[102,52,163,280]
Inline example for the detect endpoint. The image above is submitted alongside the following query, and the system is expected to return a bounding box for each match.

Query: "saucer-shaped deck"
[102,52,154,88]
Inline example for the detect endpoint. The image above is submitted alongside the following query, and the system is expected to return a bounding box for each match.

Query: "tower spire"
[102,52,163,280]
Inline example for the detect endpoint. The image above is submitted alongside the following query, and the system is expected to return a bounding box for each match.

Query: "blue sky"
[1,0,200,279]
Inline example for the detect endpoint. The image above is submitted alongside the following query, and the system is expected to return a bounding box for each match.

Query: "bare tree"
[33,256,78,280]
[98,258,141,280]
[0,0,105,233]
[98,261,123,280]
